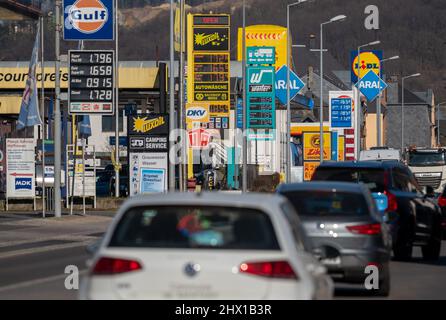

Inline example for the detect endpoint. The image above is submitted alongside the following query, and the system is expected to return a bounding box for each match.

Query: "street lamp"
[286,0,308,182]
[355,40,380,160]
[377,55,399,147]
[401,73,421,151]
[436,102,446,146]
[319,14,347,162]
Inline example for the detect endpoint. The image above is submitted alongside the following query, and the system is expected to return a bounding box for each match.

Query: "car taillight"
[438,196,446,207]
[92,257,142,275]
[384,190,398,212]
[239,260,298,279]
[346,223,382,235]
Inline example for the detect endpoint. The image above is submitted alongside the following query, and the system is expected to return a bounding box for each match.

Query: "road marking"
[0,270,87,293]
[0,240,94,259]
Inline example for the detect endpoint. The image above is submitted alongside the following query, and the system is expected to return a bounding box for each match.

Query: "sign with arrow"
[275,65,305,105]
[355,70,387,102]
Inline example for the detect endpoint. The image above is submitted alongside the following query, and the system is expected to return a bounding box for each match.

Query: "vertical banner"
[128,114,169,195]
[6,138,36,199]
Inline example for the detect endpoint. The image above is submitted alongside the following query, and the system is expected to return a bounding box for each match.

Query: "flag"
[17,22,42,130]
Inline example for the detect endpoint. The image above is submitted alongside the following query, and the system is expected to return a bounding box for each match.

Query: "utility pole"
[242,0,247,192]
[40,14,46,218]
[54,0,62,217]
[114,0,120,198]
[169,0,176,190]
[179,0,186,192]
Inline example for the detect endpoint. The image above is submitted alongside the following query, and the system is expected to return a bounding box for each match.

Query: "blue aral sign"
[356,70,387,102]
[247,66,275,132]
[63,0,114,41]
[330,97,352,128]
[275,65,305,105]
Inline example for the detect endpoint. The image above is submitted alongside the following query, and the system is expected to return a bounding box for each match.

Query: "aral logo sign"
[351,50,382,83]
[15,178,32,190]
[64,0,114,41]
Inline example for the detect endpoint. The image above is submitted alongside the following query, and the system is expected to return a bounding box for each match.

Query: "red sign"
[188,128,211,149]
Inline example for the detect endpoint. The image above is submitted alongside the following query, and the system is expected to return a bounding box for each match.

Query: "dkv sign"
[275,65,305,105]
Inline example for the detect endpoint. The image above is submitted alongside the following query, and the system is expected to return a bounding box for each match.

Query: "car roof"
[317,160,403,169]
[118,191,288,214]
[277,181,366,194]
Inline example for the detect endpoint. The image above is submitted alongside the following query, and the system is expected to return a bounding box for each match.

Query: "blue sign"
[275,65,305,105]
[63,0,114,41]
[140,168,166,193]
[356,70,388,102]
[236,97,243,129]
[109,136,128,146]
[247,66,275,130]
[15,178,32,190]
[330,97,352,128]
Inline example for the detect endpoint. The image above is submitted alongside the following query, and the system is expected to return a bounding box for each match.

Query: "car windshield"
[408,152,446,166]
[280,191,369,217]
[108,206,280,250]
[312,168,385,192]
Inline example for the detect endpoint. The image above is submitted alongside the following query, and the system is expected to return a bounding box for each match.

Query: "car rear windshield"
[312,167,386,192]
[281,191,369,217]
[408,152,446,166]
[108,206,280,250]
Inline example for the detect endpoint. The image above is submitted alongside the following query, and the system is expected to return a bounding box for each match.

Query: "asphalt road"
[0,212,445,299]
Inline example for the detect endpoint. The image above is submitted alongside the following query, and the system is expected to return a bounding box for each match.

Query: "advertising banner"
[192,27,229,51]
[303,162,319,181]
[6,138,35,199]
[63,0,114,41]
[303,132,331,161]
[128,114,169,136]
[129,152,168,196]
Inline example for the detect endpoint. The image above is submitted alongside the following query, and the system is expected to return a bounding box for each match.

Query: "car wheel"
[422,224,442,261]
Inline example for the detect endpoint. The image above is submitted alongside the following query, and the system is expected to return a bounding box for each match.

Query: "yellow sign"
[0,67,159,90]
[237,25,288,69]
[133,116,166,133]
[352,51,381,80]
[291,123,330,136]
[338,136,345,161]
[303,132,331,161]
[0,96,22,114]
[304,162,320,181]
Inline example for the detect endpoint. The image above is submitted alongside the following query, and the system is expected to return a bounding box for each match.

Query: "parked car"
[277,181,392,296]
[96,164,128,197]
[434,186,446,239]
[312,161,443,261]
[80,192,333,300]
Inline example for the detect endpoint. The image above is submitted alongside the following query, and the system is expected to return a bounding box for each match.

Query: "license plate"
[320,257,341,266]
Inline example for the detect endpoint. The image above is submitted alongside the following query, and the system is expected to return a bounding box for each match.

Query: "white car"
[79,192,333,300]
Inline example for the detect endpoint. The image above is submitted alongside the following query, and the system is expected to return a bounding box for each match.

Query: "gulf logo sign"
[63,0,114,41]
[350,50,382,83]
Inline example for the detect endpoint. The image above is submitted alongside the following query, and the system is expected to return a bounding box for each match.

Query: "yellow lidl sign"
[351,50,382,83]
[237,25,288,69]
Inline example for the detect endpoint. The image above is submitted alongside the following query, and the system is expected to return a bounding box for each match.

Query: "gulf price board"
[329,91,353,128]
[63,0,114,41]
[69,50,114,114]
[247,66,276,130]
[187,14,230,122]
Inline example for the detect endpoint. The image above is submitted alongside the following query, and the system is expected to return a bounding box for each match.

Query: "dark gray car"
[277,181,392,296]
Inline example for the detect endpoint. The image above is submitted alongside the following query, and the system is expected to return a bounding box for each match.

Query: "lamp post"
[355,40,380,160]
[286,0,308,182]
[377,55,399,147]
[401,73,421,151]
[319,14,346,163]
[169,0,176,190]
[436,102,446,146]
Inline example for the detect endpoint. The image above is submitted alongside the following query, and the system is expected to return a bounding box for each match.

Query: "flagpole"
[40,15,46,218]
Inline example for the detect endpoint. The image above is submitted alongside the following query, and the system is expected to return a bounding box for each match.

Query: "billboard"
[68,50,115,115]
[6,138,36,199]
[238,25,288,69]
[303,132,331,161]
[351,50,382,83]
[63,0,114,41]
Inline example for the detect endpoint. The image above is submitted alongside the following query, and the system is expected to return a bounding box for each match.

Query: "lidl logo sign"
[64,0,114,41]
[356,70,387,102]
[15,178,32,190]
[351,50,382,83]
[275,65,305,105]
